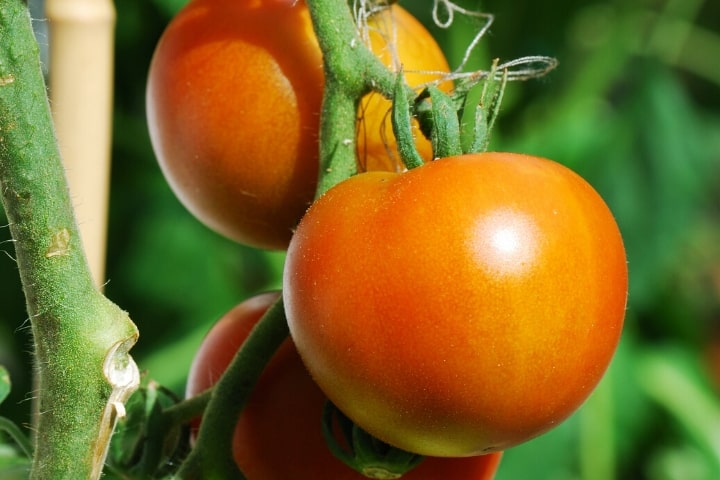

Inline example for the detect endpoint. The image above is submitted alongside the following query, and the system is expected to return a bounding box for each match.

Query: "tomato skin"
[186,292,502,479]
[283,152,628,457]
[147,1,449,249]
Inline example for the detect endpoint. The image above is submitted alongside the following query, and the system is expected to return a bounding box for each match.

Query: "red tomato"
[146,1,449,249]
[186,292,502,479]
[283,152,628,457]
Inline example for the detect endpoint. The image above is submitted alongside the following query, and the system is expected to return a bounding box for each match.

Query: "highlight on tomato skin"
[283,151,628,457]
[145,0,450,250]
[186,292,503,480]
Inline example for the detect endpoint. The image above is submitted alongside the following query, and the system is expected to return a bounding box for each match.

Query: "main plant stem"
[0,2,139,479]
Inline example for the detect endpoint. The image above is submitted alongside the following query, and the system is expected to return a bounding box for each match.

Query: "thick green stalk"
[0,2,139,479]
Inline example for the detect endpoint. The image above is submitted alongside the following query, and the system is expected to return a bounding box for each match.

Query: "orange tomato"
[147,0,322,250]
[284,152,628,456]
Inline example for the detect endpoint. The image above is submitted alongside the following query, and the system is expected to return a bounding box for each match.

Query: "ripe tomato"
[283,152,628,457]
[147,1,449,249]
[186,292,502,479]
[146,0,323,250]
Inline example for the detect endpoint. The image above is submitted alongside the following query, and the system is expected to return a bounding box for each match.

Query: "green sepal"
[322,401,425,479]
[391,71,425,170]
[456,59,509,153]
[458,81,488,154]
[416,87,463,159]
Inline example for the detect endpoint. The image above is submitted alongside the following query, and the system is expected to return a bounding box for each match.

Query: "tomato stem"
[305,0,417,196]
[0,2,139,478]
[175,297,289,479]
[162,387,213,427]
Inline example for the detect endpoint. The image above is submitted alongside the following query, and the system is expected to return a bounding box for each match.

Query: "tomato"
[146,0,323,250]
[146,1,449,249]
[186,292,502,479]
[283,152,628,457]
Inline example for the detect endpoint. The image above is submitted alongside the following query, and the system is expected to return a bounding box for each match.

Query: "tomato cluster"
[150,1,628,478]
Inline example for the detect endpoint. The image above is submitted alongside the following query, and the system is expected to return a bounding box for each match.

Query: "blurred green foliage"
[1,0,719,478]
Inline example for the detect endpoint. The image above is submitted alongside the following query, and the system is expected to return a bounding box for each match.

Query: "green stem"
[305,0,415,197]
[578,374,615,480]
[175,298,289,479]
[162,387,212,427]
[315,80,360,198]
[0,2,139,479]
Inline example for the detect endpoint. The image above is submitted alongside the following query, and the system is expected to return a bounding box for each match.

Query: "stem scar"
[0,74,14,86]
[45,228,70,257]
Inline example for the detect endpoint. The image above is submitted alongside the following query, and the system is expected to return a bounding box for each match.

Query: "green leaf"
[637,346,720,477]
[0,366,9,406]
[108,381,188,478]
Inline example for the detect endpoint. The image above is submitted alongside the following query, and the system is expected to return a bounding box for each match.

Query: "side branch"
[175,298,289,479]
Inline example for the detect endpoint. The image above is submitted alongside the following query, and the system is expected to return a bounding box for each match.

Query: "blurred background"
[1,0,719,478]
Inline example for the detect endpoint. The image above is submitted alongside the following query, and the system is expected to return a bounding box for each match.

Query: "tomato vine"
[0,0,573,478]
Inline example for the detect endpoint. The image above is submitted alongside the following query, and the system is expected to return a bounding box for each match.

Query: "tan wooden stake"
[45,0,115,288]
